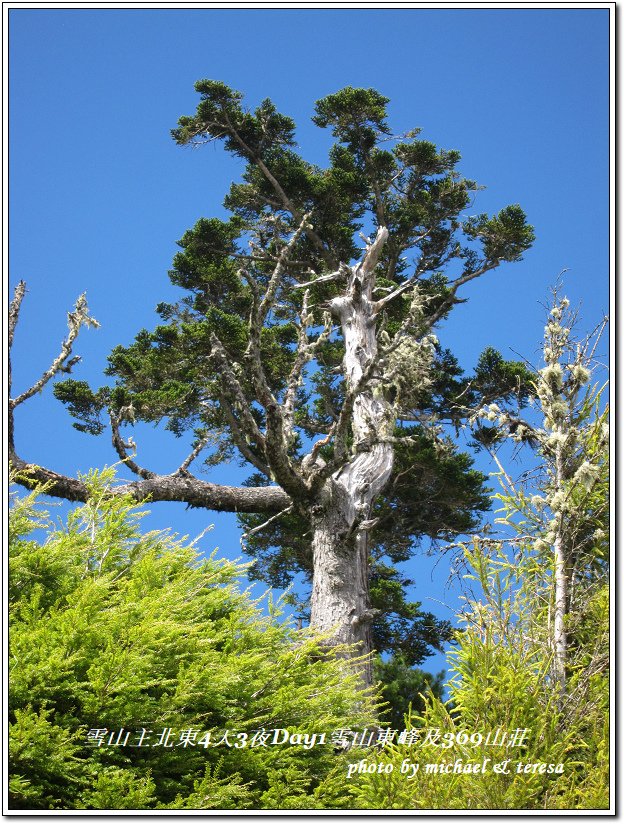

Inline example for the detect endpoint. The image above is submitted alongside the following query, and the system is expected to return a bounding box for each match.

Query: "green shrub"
[9,468,377,810]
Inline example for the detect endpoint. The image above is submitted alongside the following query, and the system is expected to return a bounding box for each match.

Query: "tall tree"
[9,82,534,684]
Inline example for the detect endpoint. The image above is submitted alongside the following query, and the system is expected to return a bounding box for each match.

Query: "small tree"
[470,293,609,692]
[8,469,378,811]
[345,297,609,810]
[9,82,534,683]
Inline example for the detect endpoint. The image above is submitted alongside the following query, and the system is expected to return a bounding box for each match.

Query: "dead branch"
[10,291,99,411]
[109,412,155,480]
[176,435,210,474]
[8,285,291,515]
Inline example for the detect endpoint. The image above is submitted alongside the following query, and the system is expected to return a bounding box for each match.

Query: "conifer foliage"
[10,81,534,680]
[8,469,377,810]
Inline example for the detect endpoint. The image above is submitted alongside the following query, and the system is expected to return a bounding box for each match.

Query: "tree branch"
[208,333,267,450]
[8,281,27,401]
[424,262,498,330]
[220,110,336,268]
[8,285,291,515]
[214,394,272,478]
[291,267,346,291]
[307,355,379,491]
[355,226,389,294]
[9,444,291,514]
[176,435,210,475]
[257,210,313,324]
[372,274,419,314]
[109,412,155,480]
[240,504,294,546]
[9,280,26,351]
[10,292,99,410]
[282,290,333,446]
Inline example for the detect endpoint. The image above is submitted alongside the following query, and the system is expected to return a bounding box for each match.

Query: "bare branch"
[356,226,389,289]
[214,394,272,478]
[584,315,609,362]
[239,266,260,301]
[9,444,291,514]
[109,412,155,480]
[291,267,346,291]
[176,435,210,474]
[302,432,332,478]
[257,210,313,323]
[7,284,291,516]
[372,274,419,314]
[10,292,99,410]
[234,227,314,499]
[9,280,27,350]
[8,281,27,401]
[307,356,379,490]
[282,291,333,445]
[210,333,305,497]
[486,446,521,499]
[424,262,498,331]
[240,504,294,546]
[208,333,266,448]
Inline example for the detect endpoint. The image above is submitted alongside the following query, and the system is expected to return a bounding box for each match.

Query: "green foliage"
[52,380,110,435]
[341,301,610,810]
[56,79,534,469]
[343,537,608,810]
[8,469,378,810]
[463,205,535,264]
[369,565,453,667]
[312,87,392,152]
[52,80,535,682]
[373,656,445,730]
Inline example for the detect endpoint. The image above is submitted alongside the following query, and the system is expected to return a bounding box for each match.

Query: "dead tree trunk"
[309,228,393,686]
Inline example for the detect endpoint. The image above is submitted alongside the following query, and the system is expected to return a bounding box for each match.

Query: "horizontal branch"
[8,282,291,516]
[9,447,292,514]
[291,266,347,291]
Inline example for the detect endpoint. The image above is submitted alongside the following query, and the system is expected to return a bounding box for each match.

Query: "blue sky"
[9,7,610,675]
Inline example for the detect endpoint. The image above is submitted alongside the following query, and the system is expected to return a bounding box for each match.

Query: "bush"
[8,468,377,810]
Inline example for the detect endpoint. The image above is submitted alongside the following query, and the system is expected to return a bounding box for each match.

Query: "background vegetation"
[9,297,609,810]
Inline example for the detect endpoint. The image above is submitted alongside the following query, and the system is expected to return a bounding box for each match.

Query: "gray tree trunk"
[309,229,394,686]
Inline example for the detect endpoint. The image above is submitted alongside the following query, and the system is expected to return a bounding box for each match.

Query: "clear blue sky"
[9,8,610,675]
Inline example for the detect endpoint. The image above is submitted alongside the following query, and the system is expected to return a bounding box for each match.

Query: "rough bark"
[311,511,375,685]
[8,445,291,513]
[308,228,394,686]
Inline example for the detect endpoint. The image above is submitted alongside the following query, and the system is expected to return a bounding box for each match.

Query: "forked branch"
[109,412,155,480]
[8,283,291,515]
[10,291,99,411]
